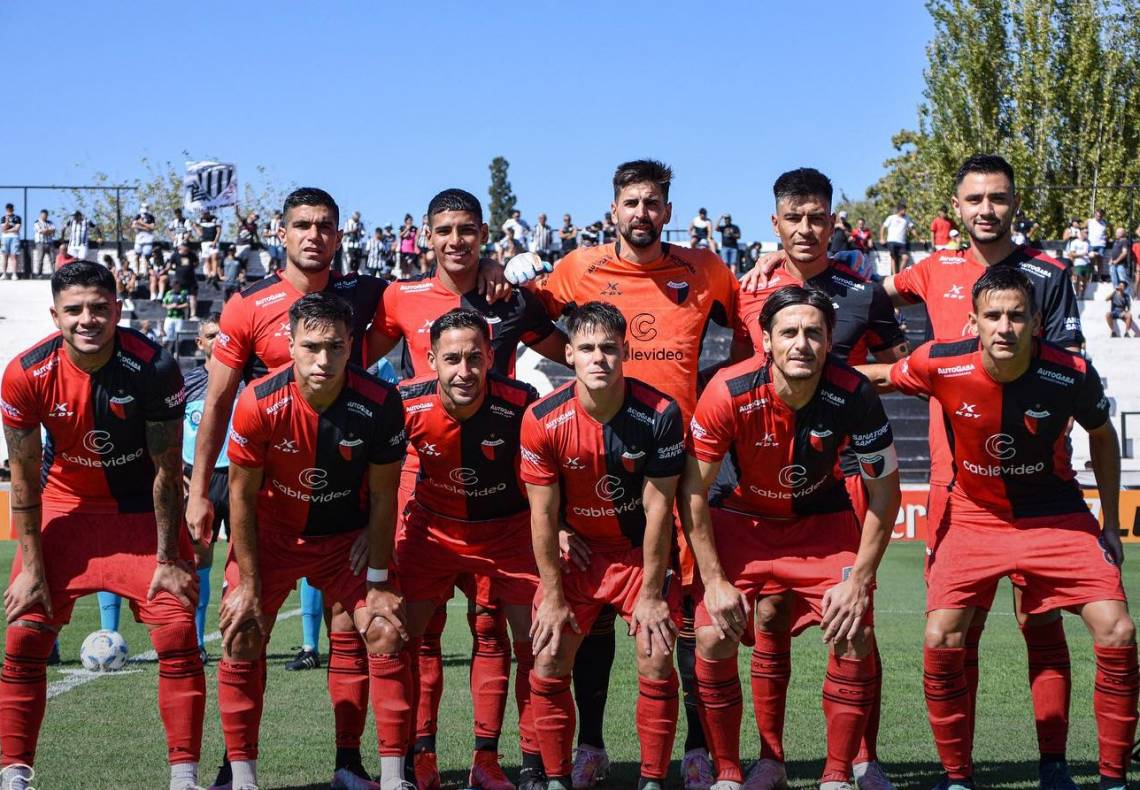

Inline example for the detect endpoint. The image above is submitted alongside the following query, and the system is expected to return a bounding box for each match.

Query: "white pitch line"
[46,607,302,700]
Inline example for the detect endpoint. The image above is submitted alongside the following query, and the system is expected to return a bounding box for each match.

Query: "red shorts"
[844,474,869,523]
[694,508,870,637]
[533,545,683,633]
[926,482,952,552]
[925,510,1127,614]
[222,526,369,625]
[395,503,538,608]
[9,509,195,628]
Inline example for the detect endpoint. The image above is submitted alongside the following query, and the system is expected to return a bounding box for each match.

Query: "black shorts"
[1111,310,1128,321]
[184,464,230,542]
[887,242,908,262]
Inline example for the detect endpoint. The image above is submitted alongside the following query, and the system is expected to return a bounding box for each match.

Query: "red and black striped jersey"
[398,372,538,521]
[519,378,685,551]
[372,276,557,378]
[890,338,1108,521]
[214,271,386,382]
[1,329,185,514]
[226,364,407,536]
[688,355,895,518]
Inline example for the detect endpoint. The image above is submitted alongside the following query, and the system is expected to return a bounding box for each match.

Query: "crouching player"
[679,285,901,790]
[520,301,686,790]
[217,292,411,790]
[865,266,1137,790]
[394,308,544,790]
[1,262,204,789]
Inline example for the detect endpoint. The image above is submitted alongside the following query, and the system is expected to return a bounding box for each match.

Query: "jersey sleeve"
[533,257,575,319]
[646,398,686,478]
[686,376,736,463]
[1039,268,1085,347]
[143,349,186,422]
[710,262,741,332]
[519,406,558,486]
[368,390,408,465]
[226,387,268,468]
[865,282,907,354]
[0,358,40,430]
[518,288,559,346]
[373,282,403,341]
[1073,360,1110,431]
[848,379,899,480]
[212,294,254,371]
[888,342,934,398]
[890,257,929,305]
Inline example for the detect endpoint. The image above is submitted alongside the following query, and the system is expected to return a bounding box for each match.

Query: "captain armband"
[855,443,899,480]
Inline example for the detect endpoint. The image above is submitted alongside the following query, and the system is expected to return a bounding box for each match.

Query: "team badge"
[621,447,645,473]
[859,454,886,478]
[481,435,504,461]
[339,435,363,461]
[665,280,690,305]
[809,428,833,452]
[109,393,134,420]
[1024,406,1050,435]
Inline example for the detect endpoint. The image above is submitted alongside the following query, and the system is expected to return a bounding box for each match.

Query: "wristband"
[366,567,389,583]
[156,558,178,567]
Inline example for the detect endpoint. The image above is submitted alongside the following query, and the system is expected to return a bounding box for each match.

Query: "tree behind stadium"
[867,0,1140,237]
[487,156,517,242]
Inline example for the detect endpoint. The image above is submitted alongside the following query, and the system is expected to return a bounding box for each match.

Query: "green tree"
[487,156,516,241]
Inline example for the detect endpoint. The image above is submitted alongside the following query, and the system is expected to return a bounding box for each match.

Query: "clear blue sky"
[7,1,932,242]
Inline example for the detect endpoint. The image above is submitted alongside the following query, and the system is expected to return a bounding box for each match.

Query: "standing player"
[520,302,686,790]
[218,292,410,790]
[679,286,900,790]
[367,188,566,790]
[869,267,1136,790]
[744,155,1086,785]
[396,308,544,790]
[506,159,738,789]
[0,262,204,790]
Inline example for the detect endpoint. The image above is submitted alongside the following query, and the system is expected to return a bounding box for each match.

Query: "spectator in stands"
[930,206,954,250]
[1106,281,1137,337]
[828,210,851,255]
[196,209,221,280]
[601,210,617,243]
[233,205,261,274]
[946,228,963,251]
[742,241,764,274]
[689,207,716,251]
[498,225,524,260]
[131,203,157,271]
[221,246,244,300]
[342,210,365,274]
[139,319,162,344]
[501,208,528,247]
[529,212,555,262]
[417,213,432,267]
[850,217,873,253]
[1088,208,1108,282]
[167,207,195,249]
[1132,225,1140,295]
[62,210,100,262]
[263,211,285,272]
[149,246,173,300]
[365,227,387,277]
[717,213,742,271]
[171,243,200,318]
[1108,226,1131,291]
[32,209,55,278]
[162,285,191,344]
[113,255,137,304]
[397,213,421,276]
[880,202,913,273]
[1011,209,1038,247]
[1063,217,1082,244]
[2,203,22,280]
[559,213,579,259]
[1066,226,1092,299]
[581,221,602,247]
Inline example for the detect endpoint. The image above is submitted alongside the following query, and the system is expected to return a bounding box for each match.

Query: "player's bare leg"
[1075,600,1138,790]
[923,607,979,790]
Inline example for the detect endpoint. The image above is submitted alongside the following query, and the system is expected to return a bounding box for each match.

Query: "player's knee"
[535,648,573,678]
[695,625,737,660]
[226,628,265,661]
[1095,614,1136,648]
[924,621,966,649]
[754,595,791,632]
[836,625,874,659]
[636,649,675,681]
[363,621,404,655]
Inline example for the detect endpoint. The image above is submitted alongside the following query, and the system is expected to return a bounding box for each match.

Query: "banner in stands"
[183,160,238,212]
[3,487,1140,541]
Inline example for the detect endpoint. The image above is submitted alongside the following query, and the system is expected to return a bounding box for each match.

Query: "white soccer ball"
[79,630,129,672]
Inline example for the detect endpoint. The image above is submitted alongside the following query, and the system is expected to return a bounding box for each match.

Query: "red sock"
[637,673,679,780]
[529,671,575,779]
[750,630,791,763]
[695,655,743,784]
[328,631,369,750]
[822,653,877,782]
[964,625,983,744]
[0,624,56,766]
[924,646,972,780]
[854,643,883,765]
[368,652,413,756]
[513,641,538,756]
[217,659,265,761]
[151,621,205,765]
[1022,619,1071,756]
[470,610,510,748]
[1093,644,1139,781]
[416,607,446,743]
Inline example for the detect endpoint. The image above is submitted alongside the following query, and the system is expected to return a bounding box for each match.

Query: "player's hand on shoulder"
[630,593,678,657]
[703,577,750,642]
[503,251,551,286]
[530,594,579,658]
[558,527,592,572]
[820,575,871,644]
[362,583,408,642]
[4,567,53,623]
[739,251,786,292]
[478,256,515,303]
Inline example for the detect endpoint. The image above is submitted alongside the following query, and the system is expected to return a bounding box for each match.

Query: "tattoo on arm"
[147,419,185,560]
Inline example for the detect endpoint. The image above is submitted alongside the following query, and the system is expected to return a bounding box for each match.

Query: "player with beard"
[504,160,738,789]
[741,155,1084,790]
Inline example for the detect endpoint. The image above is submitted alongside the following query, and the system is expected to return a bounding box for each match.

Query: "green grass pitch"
[1,540,1137,789]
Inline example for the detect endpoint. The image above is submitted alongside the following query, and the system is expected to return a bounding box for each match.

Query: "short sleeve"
[212,294,253,371]
[849,379,899,480]
[519,406,558,486]
[865,283,907,353]
[368,390,408,465]
[686,376,736,463]
[374,282,403,340]
[646,399,685,478]
[889,342,933,398]
[0,358,39,430]
[710,263,741,332]
[518,288,558,346]
[226,387,268,467]
[1038,268,1085,348]
[891,257,929,305]
[1073,361,1110,431]
[534,257,575,319]
[142,349,186,422]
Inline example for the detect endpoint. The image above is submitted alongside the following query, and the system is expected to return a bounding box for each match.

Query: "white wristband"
[366,567,389,583]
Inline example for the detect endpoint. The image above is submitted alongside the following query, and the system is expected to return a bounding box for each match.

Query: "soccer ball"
[79,630,129,672]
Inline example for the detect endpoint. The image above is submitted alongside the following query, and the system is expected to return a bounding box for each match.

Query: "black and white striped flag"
[183,161,238,212]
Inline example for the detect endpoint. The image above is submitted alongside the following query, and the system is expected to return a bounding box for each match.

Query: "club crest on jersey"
[1024,406,1050,435]
[859,454,886,478]
[621,447,646,473]
[339,435,363,461]
[665,280,690,305]
[809,428,833,452]
[109,393,134,420]
[481,435,505,461]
